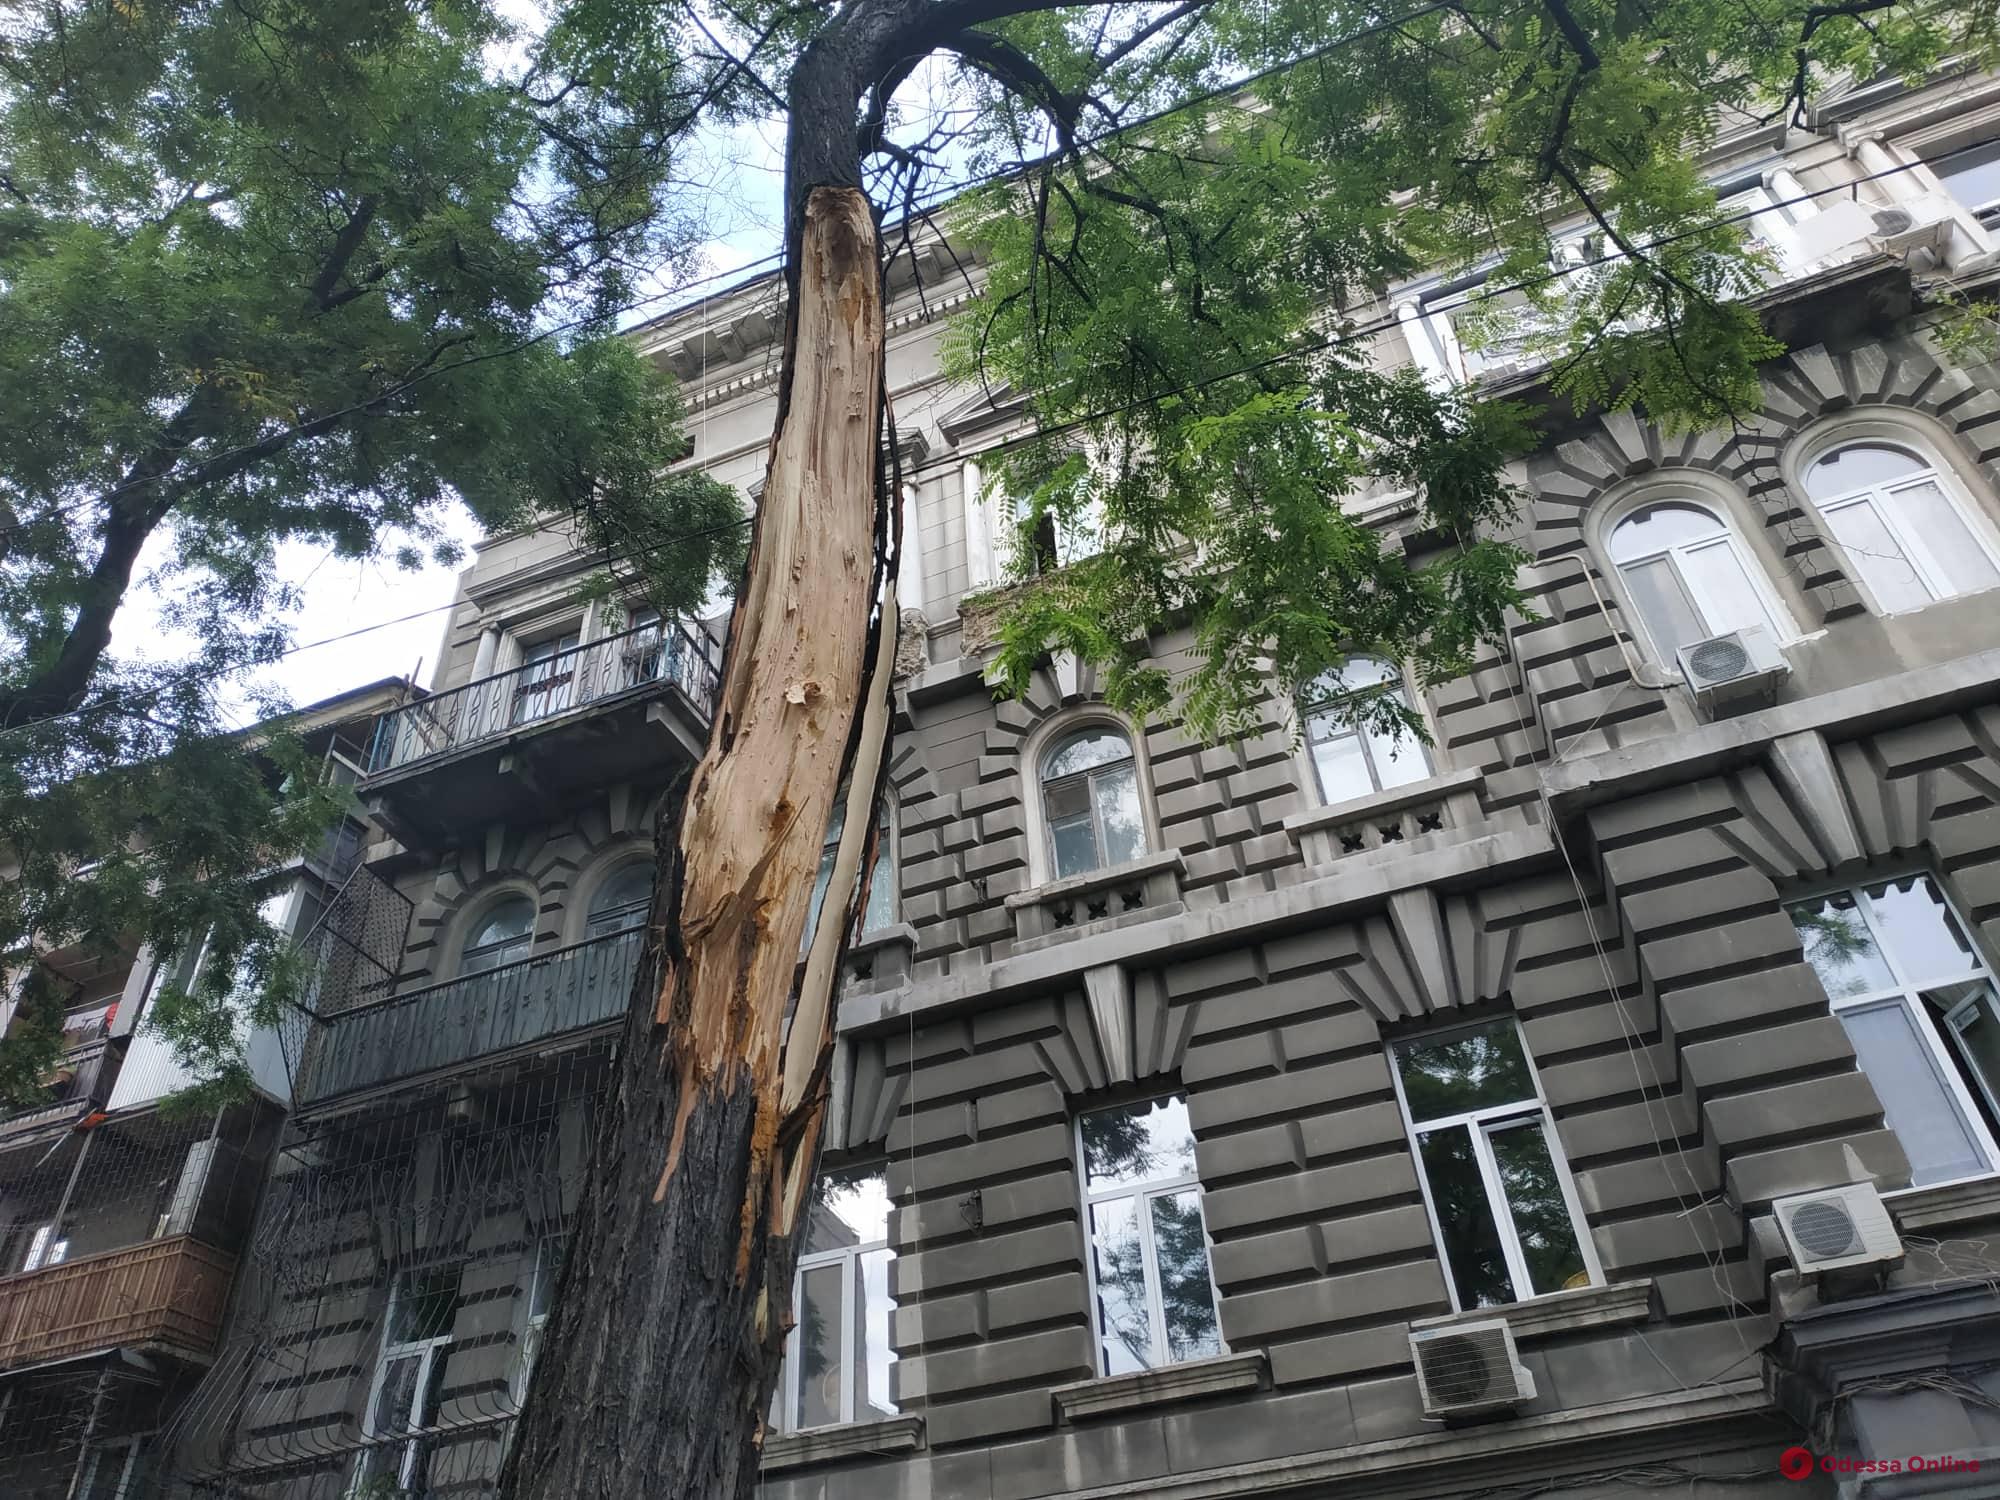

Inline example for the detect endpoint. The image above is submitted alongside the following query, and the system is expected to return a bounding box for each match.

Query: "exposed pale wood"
[499,184,892,1500]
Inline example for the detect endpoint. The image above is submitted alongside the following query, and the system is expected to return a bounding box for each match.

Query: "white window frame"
[1075,1096,1227,1375]
[1389,1019,1603,1312]
[1803,444,2000,613]
[1037,725,1150,882]
[1604,497,1797,661]
[1297,657,1434,806]
[1790,875,2000,1190]
[22,1222,69,1273]
[458,893,536,977]
[513,1233,566,1405]
[775,1167,896,1433]
[76,1433,147,1500]
[354,1270,458,1496]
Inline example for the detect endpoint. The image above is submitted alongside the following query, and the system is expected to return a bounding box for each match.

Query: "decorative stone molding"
[759,1414,925,1472]
[1005,849,1186,945]
[843,922,917,993]
[893,608,931,680]
[1409,1280,1657,1345]
[1051,1350,1267,1423]
[836,1036,908,1153]
[1035,965,1196,1094]
[1283,768,1486,867]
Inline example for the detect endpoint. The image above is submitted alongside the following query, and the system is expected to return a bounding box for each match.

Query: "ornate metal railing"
[298,925,643,1103]
[365,619,721,775]
[0,1234,236,1369]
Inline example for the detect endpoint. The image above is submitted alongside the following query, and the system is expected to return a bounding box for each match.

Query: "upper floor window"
[1931,138,2000,228]
[585,864,653,940]
[513,628,581,724]
[461,897,534,975]
[1801,442,2000,613]
[1042,727,1146,880]
[514,1233,567,1401]
[802,796,896,955]
[775,1164,896,1432]
[1789,875,2000,1188]
[76,1437,148,1500]
[1606,501,1785,662]
[355,1262,462,1495]
[1300,657,1431,805]
[1078,1095,1222,1375]
[1391,1020,1597,1309]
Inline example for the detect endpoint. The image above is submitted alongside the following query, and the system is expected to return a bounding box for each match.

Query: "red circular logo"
[1780,1447,1816,1481]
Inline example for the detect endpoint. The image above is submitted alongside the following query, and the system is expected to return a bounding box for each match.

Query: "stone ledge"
[1409,1280,1657,1344]
[1003,849,1187,910]
[1051,1350,1268,1423]
[1281,767,1485,842]
[759,1413,925,1472]
[1886,1173,2000,1233]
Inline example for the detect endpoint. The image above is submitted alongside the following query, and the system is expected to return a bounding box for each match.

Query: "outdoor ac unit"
[1772,1181,1904,1277]
[1864,199,1956,262]
[1792,196,1958,272]
[1676,625,1789,712]
[1409,1319,1537,1419]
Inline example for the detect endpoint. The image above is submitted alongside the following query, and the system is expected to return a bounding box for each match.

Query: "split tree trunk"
[498,184,897,1500]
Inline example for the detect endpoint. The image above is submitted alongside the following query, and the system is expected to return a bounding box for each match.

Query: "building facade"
[0,683,403,1499]
[10,65,2000,1500]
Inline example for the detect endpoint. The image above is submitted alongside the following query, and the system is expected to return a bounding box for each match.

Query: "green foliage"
[0,0,744,1099]
[948,0,1996,740]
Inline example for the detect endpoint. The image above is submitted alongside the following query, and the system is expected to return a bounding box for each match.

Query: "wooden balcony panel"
[0,1235,236,1370]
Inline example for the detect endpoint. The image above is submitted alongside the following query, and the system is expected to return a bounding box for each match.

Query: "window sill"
[1885,1173,2000,1232]
[1283,768,1485,866]
[760,1413,924,1472]
[1051,1349,1268,1423]
[1408,1280,1656,1345]
[1004,850,1186,946]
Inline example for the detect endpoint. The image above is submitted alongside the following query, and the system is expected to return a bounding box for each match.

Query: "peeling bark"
[499,184,897,1500]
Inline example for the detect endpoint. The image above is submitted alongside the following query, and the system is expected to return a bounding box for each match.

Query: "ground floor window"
[353,1262,463,1495]
[1391,1019,1599,1309]
[774,1164,897,1431]
[1078,1095,1223,1374]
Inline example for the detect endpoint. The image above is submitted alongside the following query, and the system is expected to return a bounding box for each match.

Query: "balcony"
[359,620,721,843]
[0,1235,236,1370]
[298,925,643,1105]
[0,1040,114,1143]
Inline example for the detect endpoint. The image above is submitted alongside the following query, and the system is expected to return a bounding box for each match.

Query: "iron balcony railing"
[298,925,643,1103]
[0,1039,113,1141]
[365,619,721,775]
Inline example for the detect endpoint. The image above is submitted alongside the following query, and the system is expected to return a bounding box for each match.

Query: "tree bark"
[499,182,895,1500]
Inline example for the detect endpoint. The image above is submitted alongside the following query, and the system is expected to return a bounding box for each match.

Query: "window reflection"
[1298,657,1431,805]
[1394,1021,1594,1308]
[1789,876,2000,1187]
[1078,1096,1221,1375]
[775,1164,897,1432]
[1041,727,1147,880]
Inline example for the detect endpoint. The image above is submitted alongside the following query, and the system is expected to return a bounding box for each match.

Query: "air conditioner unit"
[1865,199,1956,262]
[1409,1319,1537,1419]
[1772,1181,1903,1277]
[1676,625,1789,712]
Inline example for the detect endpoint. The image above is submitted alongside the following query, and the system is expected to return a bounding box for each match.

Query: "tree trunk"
[498,183,896,1500]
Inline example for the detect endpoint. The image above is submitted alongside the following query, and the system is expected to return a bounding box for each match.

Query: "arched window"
[1802,442,2000,613]
[803,797,896,953]
[585,863,653,940]
[1299,657,1430,805]
[1041,727,1146,880]
[1606,501,1784,662]
[460,896,534,975]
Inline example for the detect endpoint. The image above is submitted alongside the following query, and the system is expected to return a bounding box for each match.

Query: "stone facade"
[161,68,2000,1500]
